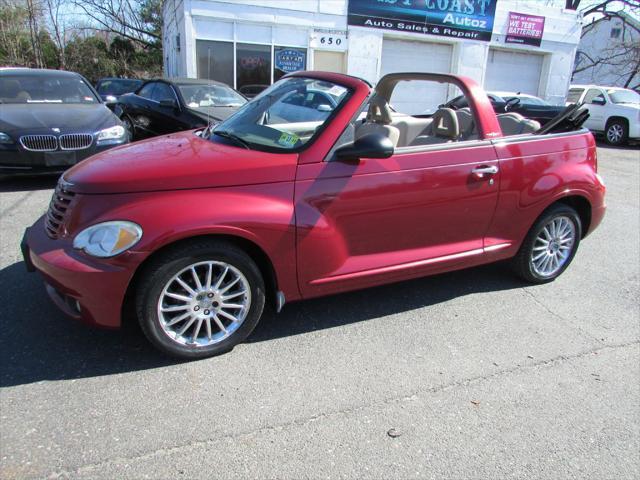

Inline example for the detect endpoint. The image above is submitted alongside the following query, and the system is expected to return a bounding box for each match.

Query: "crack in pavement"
[521,287,605,344]
[45,339,640,479]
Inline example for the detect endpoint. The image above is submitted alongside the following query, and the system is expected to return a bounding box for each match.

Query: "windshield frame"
[0,73,101,105]
[209,76,355,154]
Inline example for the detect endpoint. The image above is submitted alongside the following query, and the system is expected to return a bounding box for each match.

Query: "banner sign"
[347,0,498,42]
[505,11,545,46]
[275,49,306,73]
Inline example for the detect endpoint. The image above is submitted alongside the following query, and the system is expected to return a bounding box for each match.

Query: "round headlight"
[73,221,142,258]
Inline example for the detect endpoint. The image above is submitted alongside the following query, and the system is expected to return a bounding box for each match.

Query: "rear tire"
[511,204,582,284]
[135,240,265,359]
[605,119,628,146]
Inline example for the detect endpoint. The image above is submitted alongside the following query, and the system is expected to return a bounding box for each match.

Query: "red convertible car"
[22,71,606,359]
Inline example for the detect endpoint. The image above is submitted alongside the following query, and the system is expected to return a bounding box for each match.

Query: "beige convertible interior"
[354,94,541,149]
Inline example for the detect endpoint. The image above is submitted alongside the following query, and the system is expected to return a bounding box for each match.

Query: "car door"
[147,82,185,135]
[582,88,607,131]
[295,140,501,298]
[121,82,157,138]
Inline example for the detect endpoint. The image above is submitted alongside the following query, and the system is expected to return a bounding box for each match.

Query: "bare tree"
[72,0,161,49]
[44,0,67,68]
[25,0,45,67]
[566,0,640,16]
[570,0,640,89]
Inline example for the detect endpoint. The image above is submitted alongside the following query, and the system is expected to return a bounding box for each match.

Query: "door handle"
[472,165,499,178]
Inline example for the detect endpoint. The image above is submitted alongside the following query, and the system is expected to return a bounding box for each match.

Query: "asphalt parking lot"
[0,144,638,479]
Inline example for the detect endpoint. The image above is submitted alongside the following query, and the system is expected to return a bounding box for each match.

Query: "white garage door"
[485,49,543,96]
[380,39,453,115]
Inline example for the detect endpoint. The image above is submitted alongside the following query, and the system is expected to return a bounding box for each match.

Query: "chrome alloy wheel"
[606,123,624,144]
[530,216,576,278]
[157,261,251,347]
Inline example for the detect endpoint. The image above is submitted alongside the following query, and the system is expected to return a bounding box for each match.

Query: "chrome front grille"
[20,135,58,152]
[60,134,93,150]
[45,183,76,238]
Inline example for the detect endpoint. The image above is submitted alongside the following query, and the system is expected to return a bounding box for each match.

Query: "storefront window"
[196,40,233,87]
[236,43,271,93]
[274,47,307,82]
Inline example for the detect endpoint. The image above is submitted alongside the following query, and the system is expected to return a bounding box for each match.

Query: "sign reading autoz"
[347,0,497,42]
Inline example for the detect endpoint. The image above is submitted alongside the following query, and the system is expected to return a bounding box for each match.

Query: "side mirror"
[335,133,394,162]
[591,96,606,105]
[317,104,332,112]
[160,98,179,109]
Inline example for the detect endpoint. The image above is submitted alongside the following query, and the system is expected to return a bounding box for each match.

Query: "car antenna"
[206,47,212,138]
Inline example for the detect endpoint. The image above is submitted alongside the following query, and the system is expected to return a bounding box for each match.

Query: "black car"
[95,77,143,110]
[238,84,269,99]
[0,68,129,175]
[115,78,247,140]
[443,92,565,126]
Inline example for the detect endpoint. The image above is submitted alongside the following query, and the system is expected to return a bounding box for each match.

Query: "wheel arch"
[606,115,629,128]
[121,233,280,327]
[551,194,592,238]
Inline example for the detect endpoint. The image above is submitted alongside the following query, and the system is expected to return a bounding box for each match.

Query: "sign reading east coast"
[505,11,545,47]
[347,0,497,42]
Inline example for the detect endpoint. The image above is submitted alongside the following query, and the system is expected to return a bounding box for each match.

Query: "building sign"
[275,48,306,73]
[505,11,545,46]
[309,29,348,51]
[347,0,497,42]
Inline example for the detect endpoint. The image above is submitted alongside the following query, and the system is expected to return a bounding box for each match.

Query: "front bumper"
[23,216,145,328]
[0,140,127,175]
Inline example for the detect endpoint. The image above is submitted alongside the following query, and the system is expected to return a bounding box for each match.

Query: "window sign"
[275,48,306,73]
[347,0,497,42]
[236,43,271,92]
[505,12,545,47]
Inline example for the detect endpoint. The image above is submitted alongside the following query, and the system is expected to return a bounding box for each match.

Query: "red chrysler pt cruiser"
[22,72,606,359]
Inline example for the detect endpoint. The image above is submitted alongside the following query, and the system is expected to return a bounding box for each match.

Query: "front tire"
[135,240,265,359]
[512,204,582,284]
[605,119,628,146]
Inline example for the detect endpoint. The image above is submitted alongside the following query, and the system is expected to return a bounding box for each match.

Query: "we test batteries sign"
[505,11,545,47]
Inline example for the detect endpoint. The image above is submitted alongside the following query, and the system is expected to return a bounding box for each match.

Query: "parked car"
[115,78,247,140]
[0,68,128,175]
[567,85,639,145]
[22,71,605,359]
[95,77,143,110]
[443,91,565,126]
[238,84,269,98]
[267,85,345,123]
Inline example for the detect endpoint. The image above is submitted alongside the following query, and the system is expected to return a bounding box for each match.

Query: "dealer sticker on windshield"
[277,132,299,148]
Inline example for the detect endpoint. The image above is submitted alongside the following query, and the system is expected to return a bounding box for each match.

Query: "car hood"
[0,104,119,136]
[63,130,298,194]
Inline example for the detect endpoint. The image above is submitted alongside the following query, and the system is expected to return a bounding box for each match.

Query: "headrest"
[1,79,22,96]
[366,94,393,125]
[432,108,460,138]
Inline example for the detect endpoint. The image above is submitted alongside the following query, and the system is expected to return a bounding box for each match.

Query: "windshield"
[211,77,351,152]
[0,74,98,104]
[505,95,549,106]
[179,84,247,108]
[97,79,142,95]
[607,89,640,105]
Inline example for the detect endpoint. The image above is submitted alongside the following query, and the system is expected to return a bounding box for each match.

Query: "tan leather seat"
[455,108,477,140]
[355,95,400,148]
[0,79,31,103]
[410,108,460,145]
[497,112,540,136]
